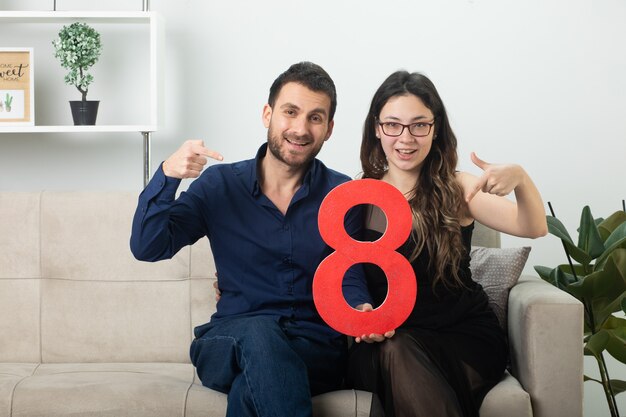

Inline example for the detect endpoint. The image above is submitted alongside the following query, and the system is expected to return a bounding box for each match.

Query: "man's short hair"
[268,62,337,122]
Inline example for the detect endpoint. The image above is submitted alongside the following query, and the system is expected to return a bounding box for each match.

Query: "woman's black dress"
[347,221,508,417]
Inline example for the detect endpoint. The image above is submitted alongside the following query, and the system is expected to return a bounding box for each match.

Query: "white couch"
[0,192,583,417]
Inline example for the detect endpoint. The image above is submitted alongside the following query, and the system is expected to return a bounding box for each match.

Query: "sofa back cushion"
[0,192,217,363]
[0,193,42,363]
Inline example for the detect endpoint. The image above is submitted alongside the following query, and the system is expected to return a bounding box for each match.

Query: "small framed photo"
[0,48,34,126]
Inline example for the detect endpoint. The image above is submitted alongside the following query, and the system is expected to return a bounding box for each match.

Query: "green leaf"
[603,315,626,330]
[578,206,605,260]
[599,211,626,242]
[609,379,626,396]
[586,330,609,358]
[602,317,626,363]
[587,374,626,396]
[558,263,586,282]
[554,267,571,290]
[587,250,626,327]
[566,280,585,301]
[584,375,602,384]
[534,265,553,281]
[564,266,593,301]
[596,236,626,271]
[562,240,593,266]
[622,298,626,315]
[565,250,626,328]
[548,215,575,244]
[534,265,579,291]
[595,212,626,269]
[547,212,605,267]
[604,222,626,255]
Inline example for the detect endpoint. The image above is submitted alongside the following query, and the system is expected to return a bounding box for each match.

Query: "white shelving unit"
[0,10,163,186]
[0,125,156,133]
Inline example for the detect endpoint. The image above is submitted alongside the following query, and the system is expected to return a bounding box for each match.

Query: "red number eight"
[313,179,417,337]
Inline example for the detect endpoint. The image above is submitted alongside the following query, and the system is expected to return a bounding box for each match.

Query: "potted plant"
[52,22,102,125]
[535,203,626,417]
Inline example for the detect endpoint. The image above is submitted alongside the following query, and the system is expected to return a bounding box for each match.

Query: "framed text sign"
[0,48,34,126]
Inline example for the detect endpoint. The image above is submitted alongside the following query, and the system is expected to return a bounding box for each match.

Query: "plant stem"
[78,67,87,101]
[597,351,620,417]
[587,302,620,416]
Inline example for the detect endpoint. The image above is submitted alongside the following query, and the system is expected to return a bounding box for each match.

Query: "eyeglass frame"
[376,119,436,137]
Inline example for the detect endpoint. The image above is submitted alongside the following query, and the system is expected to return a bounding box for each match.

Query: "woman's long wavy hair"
[360,71,467,289]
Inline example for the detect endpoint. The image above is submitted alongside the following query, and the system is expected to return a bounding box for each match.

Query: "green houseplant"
[535,204,626,417]
[52,22,102,125]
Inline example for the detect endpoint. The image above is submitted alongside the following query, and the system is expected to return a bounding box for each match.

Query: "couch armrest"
[508,274,584,417]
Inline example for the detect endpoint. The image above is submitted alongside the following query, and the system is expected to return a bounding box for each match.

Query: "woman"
[347,71,547,417]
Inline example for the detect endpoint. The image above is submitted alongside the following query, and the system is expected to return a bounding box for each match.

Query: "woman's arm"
[456,152,547,238]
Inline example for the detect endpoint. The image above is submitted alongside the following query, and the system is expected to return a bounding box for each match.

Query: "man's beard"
[266,129,323,169]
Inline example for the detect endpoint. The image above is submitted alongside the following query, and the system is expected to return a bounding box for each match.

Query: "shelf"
[0,10,162,129]
[0,11,155,24]
[0,10,164,186]
[0,125,157,133]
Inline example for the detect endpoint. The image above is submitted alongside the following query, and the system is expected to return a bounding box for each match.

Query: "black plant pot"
[70,100,99,125]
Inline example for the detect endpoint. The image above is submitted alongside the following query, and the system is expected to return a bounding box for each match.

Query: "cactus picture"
[0,90,25,120]
[0,49,33,124]
[5,93,13,112]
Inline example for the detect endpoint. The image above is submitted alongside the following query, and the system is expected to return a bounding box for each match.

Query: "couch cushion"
[5,363,378,417]
[190,277,217,334]
[10,363,195,417]
[40,279,192,363]
[40,192,189,281]
[470,246,531,329]
[34,192,210,363]
[312,390,381,417]
[184,383,228,417]
[0,193,42,363]
[479,371,532,417]
[190,236,216,279]
[189,237,218,332]
[471,221,501,248]
[0,193,40,279]
[184,385,379,417]
[0,279,40,362]
[0,364,39,417]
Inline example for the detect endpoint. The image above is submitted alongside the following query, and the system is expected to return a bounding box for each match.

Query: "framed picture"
[0,48,34,126]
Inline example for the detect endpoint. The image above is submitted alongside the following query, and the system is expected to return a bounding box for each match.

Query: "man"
[130,62,372,417]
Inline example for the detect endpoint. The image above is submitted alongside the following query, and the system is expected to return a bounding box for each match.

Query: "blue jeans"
[190,315,347,417]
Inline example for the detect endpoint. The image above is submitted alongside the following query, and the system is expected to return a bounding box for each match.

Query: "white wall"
[1,0,626,414]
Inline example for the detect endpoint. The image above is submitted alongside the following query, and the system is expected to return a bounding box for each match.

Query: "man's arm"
[130,140,223,262]
[130,164,205,261]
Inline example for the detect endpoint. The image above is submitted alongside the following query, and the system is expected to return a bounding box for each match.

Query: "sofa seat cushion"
[480,371,532,417]
[185,386,378,417]
[3,363,377,417]
[0,364,40,417]
[311,390,380,417]
[8,363,197,417]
